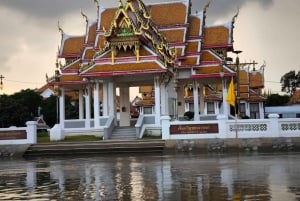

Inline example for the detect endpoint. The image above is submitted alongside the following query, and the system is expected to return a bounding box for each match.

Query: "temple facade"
[48,0,266,140]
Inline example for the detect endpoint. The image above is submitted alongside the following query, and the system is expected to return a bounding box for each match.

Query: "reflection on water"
[1,153,300,200]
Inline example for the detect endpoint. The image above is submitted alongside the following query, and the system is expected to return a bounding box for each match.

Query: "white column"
[102,81,108,116]
[85,86,91,128]
[59,87,65,128]
[259,102,264,119]
[160,83,167,115]
[177,85,185,118]
[199,84,205,115]
[79,89,84,119]
[193,80,200,121]
[154,76,161,125]
[215,102,220,114]
[245,102,250,118]
[94,81,100,128]
[108,81,115,116]
[222,79,229,117]
[119,86,130,127]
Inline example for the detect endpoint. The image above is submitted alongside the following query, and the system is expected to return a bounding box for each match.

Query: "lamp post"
[0,74,5,91]
[233,50,242,118]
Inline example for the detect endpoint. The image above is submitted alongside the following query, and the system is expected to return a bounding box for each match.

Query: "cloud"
[191,0,274,24]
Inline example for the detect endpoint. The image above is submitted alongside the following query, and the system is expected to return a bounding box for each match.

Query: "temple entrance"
[118,86,131,127]
[117,86,140,127]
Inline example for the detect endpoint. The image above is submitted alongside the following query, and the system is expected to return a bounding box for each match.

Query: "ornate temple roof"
[50,0,264,103]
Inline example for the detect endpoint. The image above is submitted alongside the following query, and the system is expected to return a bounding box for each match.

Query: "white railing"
[0,121,37,145]
[135,114,156,138]
[161,114,300,140]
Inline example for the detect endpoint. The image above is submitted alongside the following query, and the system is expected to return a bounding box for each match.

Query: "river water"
[0,152,300,201]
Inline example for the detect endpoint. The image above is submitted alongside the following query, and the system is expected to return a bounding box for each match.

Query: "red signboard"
[0,130,27,140]
[170,124,219,135]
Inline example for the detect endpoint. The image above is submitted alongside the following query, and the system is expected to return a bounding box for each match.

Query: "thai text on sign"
[170,124,219,135]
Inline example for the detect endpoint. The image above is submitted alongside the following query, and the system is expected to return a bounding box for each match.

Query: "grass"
[37,130,102,143]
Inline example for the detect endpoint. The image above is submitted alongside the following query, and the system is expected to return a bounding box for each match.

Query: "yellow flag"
[226,78,235,106]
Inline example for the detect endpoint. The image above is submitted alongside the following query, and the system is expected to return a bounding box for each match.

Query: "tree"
[280,70,300,96]
[0,89,43,128]
[41,95,78,128]
[265,93,290,106]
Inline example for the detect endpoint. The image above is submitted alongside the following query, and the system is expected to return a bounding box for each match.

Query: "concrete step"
[23,140,165,157]
[110,127,136,139]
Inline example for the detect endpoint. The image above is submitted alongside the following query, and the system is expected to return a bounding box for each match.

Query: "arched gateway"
[47,0,266,140]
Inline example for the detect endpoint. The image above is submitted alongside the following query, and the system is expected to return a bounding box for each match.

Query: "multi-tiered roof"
[48,0,265,103]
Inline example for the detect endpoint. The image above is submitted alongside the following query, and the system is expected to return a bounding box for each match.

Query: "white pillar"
[26,121,37,144]
[119,86,130,127]
[222,79,229,117]
[102,81,108,116]
[85,86,91,128]
[154,76,161,125]
[177,85,185,118]
[108,81,116,121]
[193,80,200,121]
[94,81,100,128]
[160,83,168,115]
[59,87,65,128]
[199,84,205,115]
[259,102,264,119]
[79,89,84,119]
[245,102,250,118]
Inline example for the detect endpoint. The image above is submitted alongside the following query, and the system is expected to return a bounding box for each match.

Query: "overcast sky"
[0,0,299,95]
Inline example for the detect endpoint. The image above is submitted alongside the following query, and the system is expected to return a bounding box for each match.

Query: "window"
[250,103,259,119]
[239,103,246,118]
[207,102,215,114]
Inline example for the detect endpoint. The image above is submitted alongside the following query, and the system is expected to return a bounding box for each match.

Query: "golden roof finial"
[80,9,88,22]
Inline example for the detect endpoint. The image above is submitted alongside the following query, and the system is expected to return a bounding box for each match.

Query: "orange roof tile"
[87,62,162,73]
[61,36,84,56]
[162,29,185,43]
[201,51,218,61]
[100,8,118,31]
[239,70,249,85]
[188,16,201,36]
[203,26,229,46]
[84,49,95,60]
[250,72,264,88]
[151,3,187,26]
[60,75,82,82]
[87,23,97,45]
[181,57,197,65]
[196,66,224,74]
[186,41,199,53]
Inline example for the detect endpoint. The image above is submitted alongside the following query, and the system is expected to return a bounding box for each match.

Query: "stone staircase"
[110,127,137,140]
[23,140,165,157]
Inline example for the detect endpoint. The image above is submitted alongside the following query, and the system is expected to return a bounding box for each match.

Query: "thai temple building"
[47,0,266,140]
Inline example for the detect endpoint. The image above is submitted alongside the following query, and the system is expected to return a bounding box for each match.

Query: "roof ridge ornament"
[94,0,99,8]
[203,0,212,15]
[57,20,63,34]
[232,8,239,25]
[119,0,124,8]
[80,9,88,22]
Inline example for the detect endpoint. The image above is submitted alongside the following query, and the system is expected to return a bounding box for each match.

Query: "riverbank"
[2,137,300,158]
